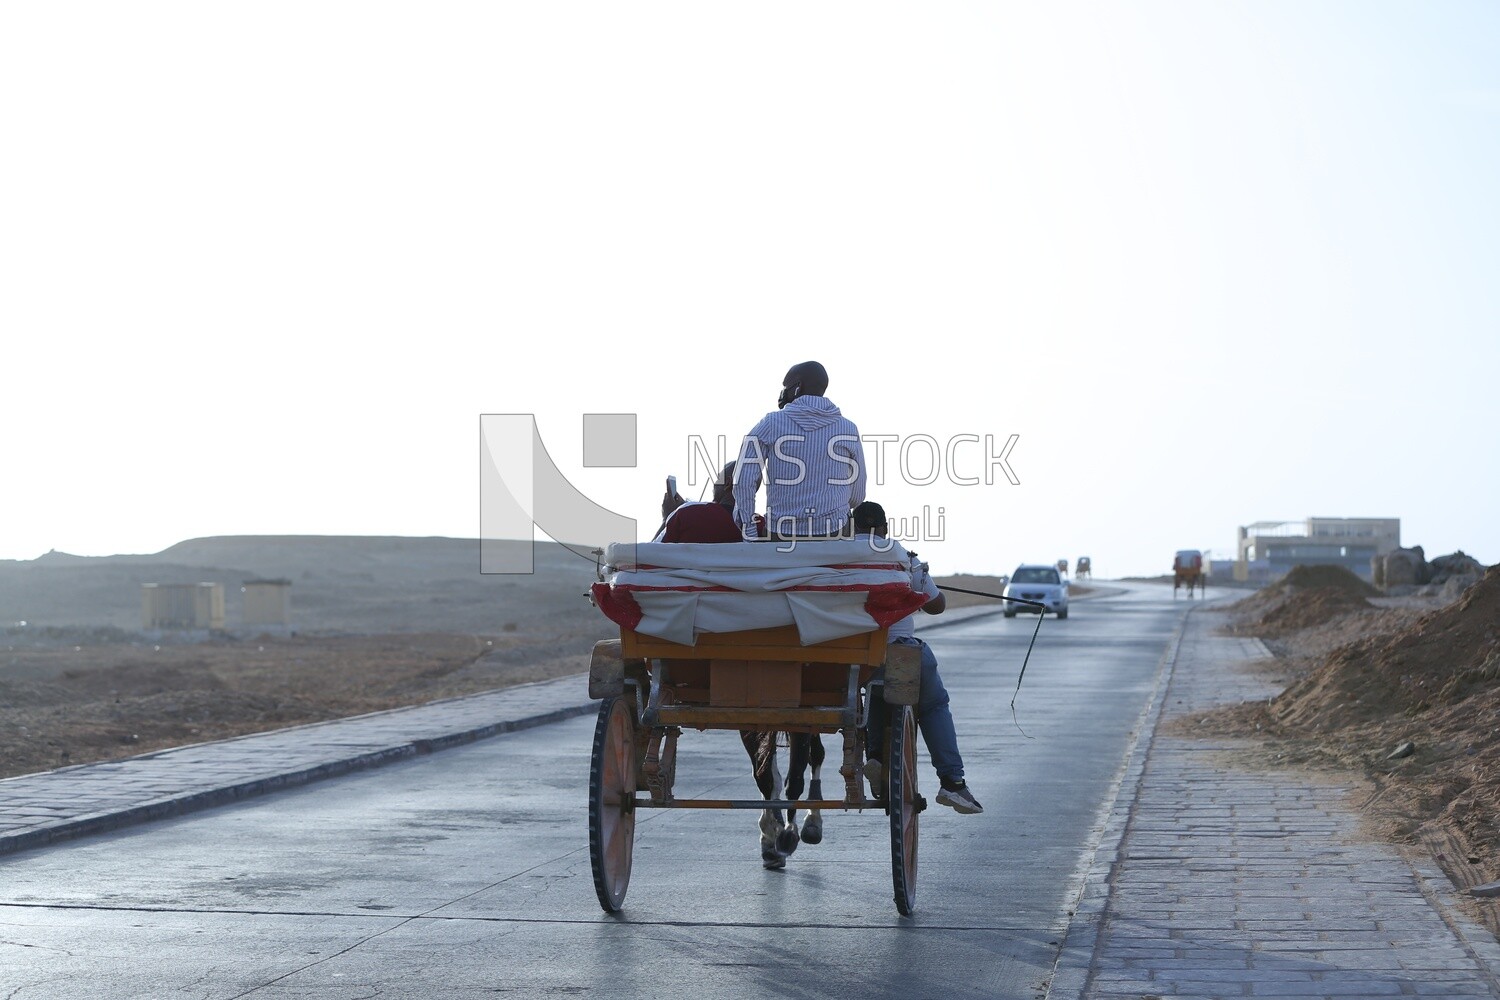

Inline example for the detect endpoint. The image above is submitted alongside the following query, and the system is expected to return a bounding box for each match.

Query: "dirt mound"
[1250,587,1375,634]
[1192,564,1500,912]
[1279,563,1382,595]
[1274,564,1500,731]
[1224,564,1374,614]
[1221,564,1380,635]
[1220,564,1500,902]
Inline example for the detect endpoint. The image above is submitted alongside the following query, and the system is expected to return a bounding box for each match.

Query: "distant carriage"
[1173,550,1204,599]
[1076,557,1092,580]
[1056,558,1069,578]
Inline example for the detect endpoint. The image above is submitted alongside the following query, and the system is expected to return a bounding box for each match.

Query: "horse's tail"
[749,729,781,781]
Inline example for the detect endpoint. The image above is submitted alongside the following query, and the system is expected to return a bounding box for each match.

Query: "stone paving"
[0,674,596,856]
[1049,606,1500,1000]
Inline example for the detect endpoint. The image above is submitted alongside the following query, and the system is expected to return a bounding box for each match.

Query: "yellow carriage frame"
[587,623,925,915]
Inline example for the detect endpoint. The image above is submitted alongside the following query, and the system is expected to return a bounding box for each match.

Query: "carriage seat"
[590,539,926,646]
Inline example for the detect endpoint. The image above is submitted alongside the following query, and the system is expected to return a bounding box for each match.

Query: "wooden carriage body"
[586,539,929,915]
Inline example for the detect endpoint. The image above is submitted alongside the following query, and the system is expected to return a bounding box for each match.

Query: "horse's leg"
[800,734,826,845]
[742,730,787,869]
[780,734,809,857]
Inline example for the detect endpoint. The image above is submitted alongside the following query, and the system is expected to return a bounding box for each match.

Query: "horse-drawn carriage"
[1076,556,1092,580]
[1173,549,1205,598]
[587,540,930,915]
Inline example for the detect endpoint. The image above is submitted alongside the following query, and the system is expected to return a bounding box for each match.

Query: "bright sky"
[3,3,1497,579]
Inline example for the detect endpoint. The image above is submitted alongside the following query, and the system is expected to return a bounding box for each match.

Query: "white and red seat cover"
[590,539,927,646]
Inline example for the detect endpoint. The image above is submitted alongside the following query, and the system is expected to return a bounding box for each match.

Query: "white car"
[1003,564,1069,619]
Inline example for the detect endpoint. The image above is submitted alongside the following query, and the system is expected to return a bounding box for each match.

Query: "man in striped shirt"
[732,361,867,539]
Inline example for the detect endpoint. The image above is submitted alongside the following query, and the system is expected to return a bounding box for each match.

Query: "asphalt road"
[1,583,1192,999]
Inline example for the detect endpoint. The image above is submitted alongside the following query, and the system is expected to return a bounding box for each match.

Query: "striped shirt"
[733,396,866,538]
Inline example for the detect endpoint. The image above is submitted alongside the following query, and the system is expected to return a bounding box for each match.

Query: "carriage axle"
[630,796,928,812]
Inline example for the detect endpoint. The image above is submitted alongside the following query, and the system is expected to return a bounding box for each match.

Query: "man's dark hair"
[783,361,829,398]
[852,500,887,532]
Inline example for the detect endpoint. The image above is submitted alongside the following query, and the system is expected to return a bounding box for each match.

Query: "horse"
[1173,550,1204,599]
[1174,566,1202,598]
[743,730,827,869]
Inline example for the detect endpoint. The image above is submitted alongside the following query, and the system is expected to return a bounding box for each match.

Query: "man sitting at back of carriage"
[855,501,983,815]
[733,360,866,539]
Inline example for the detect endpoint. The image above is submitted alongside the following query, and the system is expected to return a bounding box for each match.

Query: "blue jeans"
[866,637,965,784]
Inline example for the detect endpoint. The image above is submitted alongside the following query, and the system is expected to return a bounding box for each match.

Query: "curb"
[1044,604,1194,1000]
[1405,852,1500,992]
[0,700,596,857]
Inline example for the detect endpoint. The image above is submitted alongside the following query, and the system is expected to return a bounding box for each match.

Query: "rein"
[938,584,1048,739]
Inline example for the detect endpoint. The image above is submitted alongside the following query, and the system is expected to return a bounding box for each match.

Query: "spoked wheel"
[589,696,637,912]
[888,705,920,916]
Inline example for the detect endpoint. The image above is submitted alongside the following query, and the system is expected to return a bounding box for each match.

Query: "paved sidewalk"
[1049,606,1500,1000]
[0,675,596,857]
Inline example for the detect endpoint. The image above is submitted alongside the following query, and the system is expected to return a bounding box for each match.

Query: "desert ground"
[1,537,609,778]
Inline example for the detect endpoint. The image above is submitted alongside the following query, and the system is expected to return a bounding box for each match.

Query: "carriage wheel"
[589,696,637,912]
[888,705,920,916]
